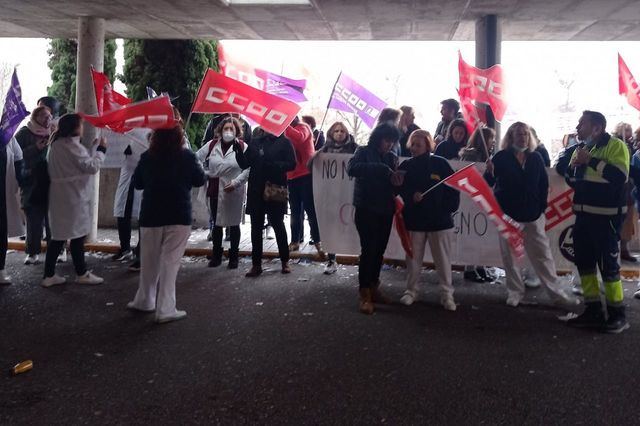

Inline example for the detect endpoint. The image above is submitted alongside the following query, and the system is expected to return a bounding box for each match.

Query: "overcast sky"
[1,38,640,157]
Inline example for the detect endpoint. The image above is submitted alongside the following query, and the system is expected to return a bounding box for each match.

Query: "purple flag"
[255,69,307,102]
[327,72,387,128]
[0,69,29,146]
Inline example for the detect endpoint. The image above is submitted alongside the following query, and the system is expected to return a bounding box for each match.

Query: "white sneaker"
[76,271,104,285]
[126,301,155,313]
[155,310,187,324]
[524,276,541,289]
[506,293,522,307]
[24,254,39,265]
[400,292,416,306]
[324,260,338,275]
[57,249,68,263]
[41,274,66,288]
[441,295,457,311]
[0,270,11,285]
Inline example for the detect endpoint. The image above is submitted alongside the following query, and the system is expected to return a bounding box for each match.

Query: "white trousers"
[405,230,454,299]
[131,225,191,318]
[498,215,567,302]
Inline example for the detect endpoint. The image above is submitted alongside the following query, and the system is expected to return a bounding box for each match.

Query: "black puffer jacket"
[235,132,296,215]
[485,148,548,222]
[133,148,206,227]
[399,153,460,231]
[347,144,397,216]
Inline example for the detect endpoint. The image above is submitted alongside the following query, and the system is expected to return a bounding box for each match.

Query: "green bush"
[47,38,117,114]
[120,39,218,147]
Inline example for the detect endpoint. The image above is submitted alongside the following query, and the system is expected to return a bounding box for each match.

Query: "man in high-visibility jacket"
[565,110,630,333]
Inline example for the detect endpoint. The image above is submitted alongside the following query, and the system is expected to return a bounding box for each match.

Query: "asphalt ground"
[2,250,640,425]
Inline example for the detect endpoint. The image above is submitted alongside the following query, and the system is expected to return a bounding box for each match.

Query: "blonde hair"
[399,105,414,132]
[500,121,537,152]
[614,122,632,140]
[407,129,435,154]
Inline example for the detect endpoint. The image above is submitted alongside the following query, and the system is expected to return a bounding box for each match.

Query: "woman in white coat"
[42,113,107,288]
[196,116,249,268]
[0,136,26,284]
[112,128,150,264]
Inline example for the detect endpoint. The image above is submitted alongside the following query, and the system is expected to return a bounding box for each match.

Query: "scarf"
[27,119,50,137]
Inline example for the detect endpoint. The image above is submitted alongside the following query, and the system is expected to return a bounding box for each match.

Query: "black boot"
[566,302,605,329]
[228,248,239,269]
[601,305,630,334]
[208,246,223,267]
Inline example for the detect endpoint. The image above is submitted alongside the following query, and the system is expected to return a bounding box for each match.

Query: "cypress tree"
[120,39,218,146]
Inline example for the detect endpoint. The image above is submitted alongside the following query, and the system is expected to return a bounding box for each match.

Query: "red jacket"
[285,123,315,181]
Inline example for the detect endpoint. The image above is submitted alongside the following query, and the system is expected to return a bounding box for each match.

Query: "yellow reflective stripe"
[595,160,606,175]
[604,280,624,303]
[573,204,627,215]
[581,274,600,299]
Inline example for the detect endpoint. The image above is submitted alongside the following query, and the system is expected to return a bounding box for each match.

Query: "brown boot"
[281,261,291,274]
[372,280,392,304]
[359,288,374,315]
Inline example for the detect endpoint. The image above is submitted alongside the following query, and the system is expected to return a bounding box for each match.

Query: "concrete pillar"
[75,17,105,242]
[475,15,502,137]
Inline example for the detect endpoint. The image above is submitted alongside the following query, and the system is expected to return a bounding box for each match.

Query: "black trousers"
[573,214,622,282]
[354,208,394,289]
[44,237,87,278]
[288,174,320,244]
[25,204,50,256]
[117,180,140,257]
[250,206,288,266]
[213,225,240,251]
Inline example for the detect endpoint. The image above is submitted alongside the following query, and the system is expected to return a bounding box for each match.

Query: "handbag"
[263,181,288,203]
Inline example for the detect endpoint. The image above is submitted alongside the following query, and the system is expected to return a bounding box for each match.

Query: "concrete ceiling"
[1,0,640,40]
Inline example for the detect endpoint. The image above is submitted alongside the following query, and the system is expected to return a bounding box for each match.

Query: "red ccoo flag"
[618,53,640,112]
[80,95,177,134]
[393,196,413,259]
[191,69,301,136]
[444,164,524,258]
[458,89,487,135]
[458,52,507,121]
[91,67,131,114]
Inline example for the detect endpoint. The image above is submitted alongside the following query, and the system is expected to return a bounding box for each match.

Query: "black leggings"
[250,208,288,266]
[213,225,240,251]
[44,237,87,278]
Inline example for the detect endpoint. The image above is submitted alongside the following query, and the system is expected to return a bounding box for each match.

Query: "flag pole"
[420,162,476,197]
[315,71,342,147]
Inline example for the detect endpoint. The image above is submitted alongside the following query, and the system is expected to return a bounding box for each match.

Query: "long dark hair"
[50,113,82,143]
[149,126,184,156]
[445,119,469,143]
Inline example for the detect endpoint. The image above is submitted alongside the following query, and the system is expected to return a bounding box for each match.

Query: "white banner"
[312,153,578,271]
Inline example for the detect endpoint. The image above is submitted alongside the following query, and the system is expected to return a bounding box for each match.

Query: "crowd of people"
[0,94,638,333]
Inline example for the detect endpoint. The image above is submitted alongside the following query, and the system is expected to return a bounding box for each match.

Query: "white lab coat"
[47,137,105,240]
[113,128,150,218]
[5,137,25,237]
[196,139,249,227]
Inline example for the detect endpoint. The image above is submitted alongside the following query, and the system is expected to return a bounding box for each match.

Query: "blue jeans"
[288,174,320,244]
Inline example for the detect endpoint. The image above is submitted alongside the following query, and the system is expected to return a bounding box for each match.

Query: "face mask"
[513,144,527,153]
[583,136,595,147]
[222,131,235,143]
